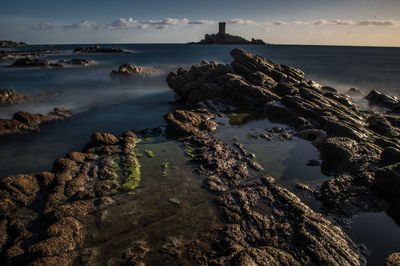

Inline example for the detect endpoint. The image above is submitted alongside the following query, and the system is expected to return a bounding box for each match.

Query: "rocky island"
[0,40,27,48]
[0,48,399,265]
[189,22,266,45]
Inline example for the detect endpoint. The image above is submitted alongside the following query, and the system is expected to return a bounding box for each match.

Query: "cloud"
[357,20,398,26]
[63,20,96,31]
[272,19,400,27]
[31,22,55,30]
[104,17,215,30]
[30,17,257,32]
[228,19,257,25]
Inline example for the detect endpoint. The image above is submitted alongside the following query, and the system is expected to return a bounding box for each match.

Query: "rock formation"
[0,108,72,137]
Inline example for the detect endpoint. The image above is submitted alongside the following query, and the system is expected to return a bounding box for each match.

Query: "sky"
[0,0,399,46]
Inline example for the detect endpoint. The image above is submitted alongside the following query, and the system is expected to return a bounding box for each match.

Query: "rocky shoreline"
[0,48,399,265]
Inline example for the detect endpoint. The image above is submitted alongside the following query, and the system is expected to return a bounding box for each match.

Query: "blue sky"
[1,0,399,46]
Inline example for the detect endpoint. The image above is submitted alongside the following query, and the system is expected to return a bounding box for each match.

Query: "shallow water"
[81,138,220,265]
[216,115,328,187]
[349,212,400,266]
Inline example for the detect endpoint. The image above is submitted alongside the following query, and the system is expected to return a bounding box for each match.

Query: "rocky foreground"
[0,48,399,265]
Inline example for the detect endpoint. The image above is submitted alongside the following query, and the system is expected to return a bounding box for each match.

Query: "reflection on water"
[216,116,328,187]
[349,212,400,266]
[81,139,220,265]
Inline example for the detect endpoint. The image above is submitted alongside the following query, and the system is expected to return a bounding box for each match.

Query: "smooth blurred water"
[0,44,399,177]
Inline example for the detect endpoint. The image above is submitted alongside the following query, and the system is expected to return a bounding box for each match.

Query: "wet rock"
[60,59,94,66]
[346,87,363,96]
[0,108,72,137]
[165,109,217,136]
[295,129,327,147]
[123,241,149,266]
[366,90,400,113]
[111,64,165,77]
[381,147,400,166]
[0,130,143,265]
[11,58,49,67]
[0,89,27,106]
[385,252,400,266]
[375,163,400,201]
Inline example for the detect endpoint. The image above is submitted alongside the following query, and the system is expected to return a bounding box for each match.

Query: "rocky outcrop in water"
[58,59,94,66]
[0,108,72,137]
[74,46,131,54]
[190,33,266,45]
[0,89,28,106]
[111,64,165,77]
[0,40,27,47]
[11,58,50,67]
[0,131,142,265]
[1,49,63,61]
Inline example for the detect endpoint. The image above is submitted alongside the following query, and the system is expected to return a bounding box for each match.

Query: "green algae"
[161,161,170,177]
[120,150,141,192]
[144,150,154,158]
[225,109,265,126]
[183,142,194,159]
[168,197,181,205]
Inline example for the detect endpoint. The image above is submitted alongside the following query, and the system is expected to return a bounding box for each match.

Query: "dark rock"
[111,64,165,77]
[381,147,400,166]
[366,90,399,111]
[346,87,362,96]
[165,109,217,136]
[11,58,49,67]
[0,40,27,47]
[0,108,72,137]
[61,59,94,66]
[0,89,27,106]
[74,46,131,53]
[190,33,267,45]
[375,163,400,201]
[385,252,400,266]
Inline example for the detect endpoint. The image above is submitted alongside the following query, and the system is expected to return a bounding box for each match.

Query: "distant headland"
[189,22,267,45]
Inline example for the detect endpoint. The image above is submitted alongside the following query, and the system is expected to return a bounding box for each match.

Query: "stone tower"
[218,22,226,36]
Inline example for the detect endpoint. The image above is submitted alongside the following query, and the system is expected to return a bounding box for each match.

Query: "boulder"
[11,58,49,67]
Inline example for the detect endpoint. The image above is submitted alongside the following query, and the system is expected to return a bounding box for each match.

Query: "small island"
[189,22,267,45]
[0,40,28,48]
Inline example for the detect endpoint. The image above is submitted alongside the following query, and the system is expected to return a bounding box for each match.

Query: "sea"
[0,44,400,265]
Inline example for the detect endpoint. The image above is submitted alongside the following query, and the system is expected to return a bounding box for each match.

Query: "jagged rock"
[0,108,72,137]
[165,109,217,136]
[366,90,400,112]
[0,89,27,106]
[0,131,142,265]
[385,253,400,266]
[111,64,165,77]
